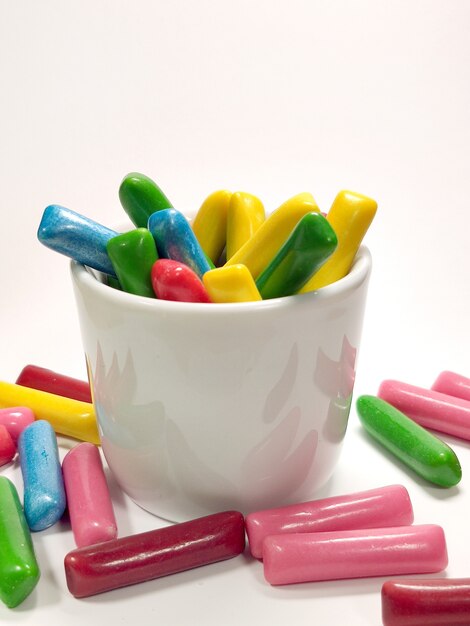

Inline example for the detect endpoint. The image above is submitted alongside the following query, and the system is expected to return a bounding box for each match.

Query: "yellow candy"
[203,264,262,303]
[299,190,377,292]
[0,381,99,444]
[225,193,319,279]
[191,190,232,263]
[226,192,265,260]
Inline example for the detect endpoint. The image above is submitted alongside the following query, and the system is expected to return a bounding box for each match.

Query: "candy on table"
[0,380,99,444]
[37,204,118,276]
[378,379,470,442]
[62,443,117,548]
[255,212,338,300]
[263,524,447,585]
[119,172,173,228]
[0,425,16,466]
[0,477,40,608]
[191,189,232,264]
[151,259,211,303]
[299,190,377,293]
[106,228,158,298]
[203,264,262,303]
[18,420,66,531]
[246,484,414,559]
[64,510,245,598]
[0,407,35,443]
[356,395,461,487]
[382,578,470,626]
[431,371,470,401]
[16,365,92,404]
[226,191,265,260]
[148,209,211,279]
[225,192,319,279]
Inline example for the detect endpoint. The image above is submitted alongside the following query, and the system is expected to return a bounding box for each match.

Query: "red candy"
[16,364,92,404]
[0,425,16,466]
[151,259,211,303]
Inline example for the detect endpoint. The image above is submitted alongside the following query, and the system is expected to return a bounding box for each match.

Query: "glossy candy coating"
[379,379,470,442]
[0,425,16,466]
[64,510,245,598]
[226,191,265,259]
[432,371,470,401]
[0,380,99,444]
[37,205,118,275]
[256,212,338,299]
[16,365,92,404]
[300,190,377,292]
[18,420,66,531]
[62,443,117,548]
[119,172,173,228]
[151,259,211,303]
[106,228,158,298]
[203,264,262,303]
[0,407,35,443]
[0,477,40,608]
[148,209,211,279]
[263,524,447,585]
[382,578,470,626]
[356,395,462,487]
[246,484,414,559]
[192,190,232,263]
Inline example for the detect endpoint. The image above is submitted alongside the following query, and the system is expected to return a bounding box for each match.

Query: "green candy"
[106,228,158,298]
[0,477,40,608]
[119,172,173,228]
[255,212,338,300]
[356,395,462,487]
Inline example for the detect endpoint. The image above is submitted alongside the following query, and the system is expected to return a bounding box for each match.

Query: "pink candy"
[0,407,35,443]
[432,370,470,402]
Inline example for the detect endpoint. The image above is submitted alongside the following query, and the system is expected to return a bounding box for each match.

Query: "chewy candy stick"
[151,259,211,303]
[192,190,232,264]
[0,477,40,608]
[119,172,173,228]
[16,365,92,404]
[203,264,262,303]
[226,191,265,259]
[0,425,16,466]
[432,371,470,402]
[0,407,35,442]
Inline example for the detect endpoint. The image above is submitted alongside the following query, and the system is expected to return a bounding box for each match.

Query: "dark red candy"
[64,510,245,598]
[151,259,211,303]
[16,365,92,404]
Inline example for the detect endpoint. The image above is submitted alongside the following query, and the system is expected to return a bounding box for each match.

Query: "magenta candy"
[0,407,35,443]
[0,426,16,466]
[432,371,470,402]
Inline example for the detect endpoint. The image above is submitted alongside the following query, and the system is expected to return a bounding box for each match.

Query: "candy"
[299,190,377,292]
[18,420,66,531]
[106,228,158,298]
[37,204,118,275]
[203,264,262,303]
[62,443,117,548]
[382,578,470,626]
[263,524,447,585]
[255,212,338,299]
[192,190,232,263]
[0,477,40,608]
[225,192,319,279]
[431,371,470,402]
[0,407,35,442]
[0,425,16,466]
[16,364,92,404]
[0,380,99,444]
[148,209,211,279]
[151,259,211,303]
[378,379,470,442]
[119,172,173,228]
[246,484,414,559]
[356,395,461,487]
[64,510,245,598]
[226,191,265,259]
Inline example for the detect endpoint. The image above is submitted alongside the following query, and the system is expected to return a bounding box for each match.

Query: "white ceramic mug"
[71,247,371,522]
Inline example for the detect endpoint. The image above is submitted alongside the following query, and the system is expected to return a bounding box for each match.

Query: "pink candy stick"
[263,525,447,585]
[0,425,16,466]
[0,407,35,443]
[246,484,413,559]
[62,443,117,548]
[379,379,470,441]
[432,371,470,402]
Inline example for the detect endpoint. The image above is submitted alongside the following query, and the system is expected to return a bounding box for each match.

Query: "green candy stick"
[107,228,158,298]
[255,212,338,300]
[356,395,462,487]
[0,477,40,608]
[119,172,173,228]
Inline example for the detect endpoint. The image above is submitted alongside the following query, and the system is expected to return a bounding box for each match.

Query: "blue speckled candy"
[18,420,66,532]
[147,209,211,278]
[37,205,118,275]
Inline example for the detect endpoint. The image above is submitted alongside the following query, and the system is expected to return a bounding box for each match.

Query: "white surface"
[0,0,469,623]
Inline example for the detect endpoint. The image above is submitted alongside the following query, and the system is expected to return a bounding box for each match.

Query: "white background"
[1,1,470,624]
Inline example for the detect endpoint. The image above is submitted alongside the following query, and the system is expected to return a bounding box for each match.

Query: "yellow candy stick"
[192,190,232,263]
[225,192,319,279]
[0,381,100,444]
[203,264,262,303]
[226,192,265,260]
[299,190,377,293]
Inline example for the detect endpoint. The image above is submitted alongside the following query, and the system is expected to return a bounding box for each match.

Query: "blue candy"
[147,209,211,278]
[18,420,66,532]
[37,205,118,275]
